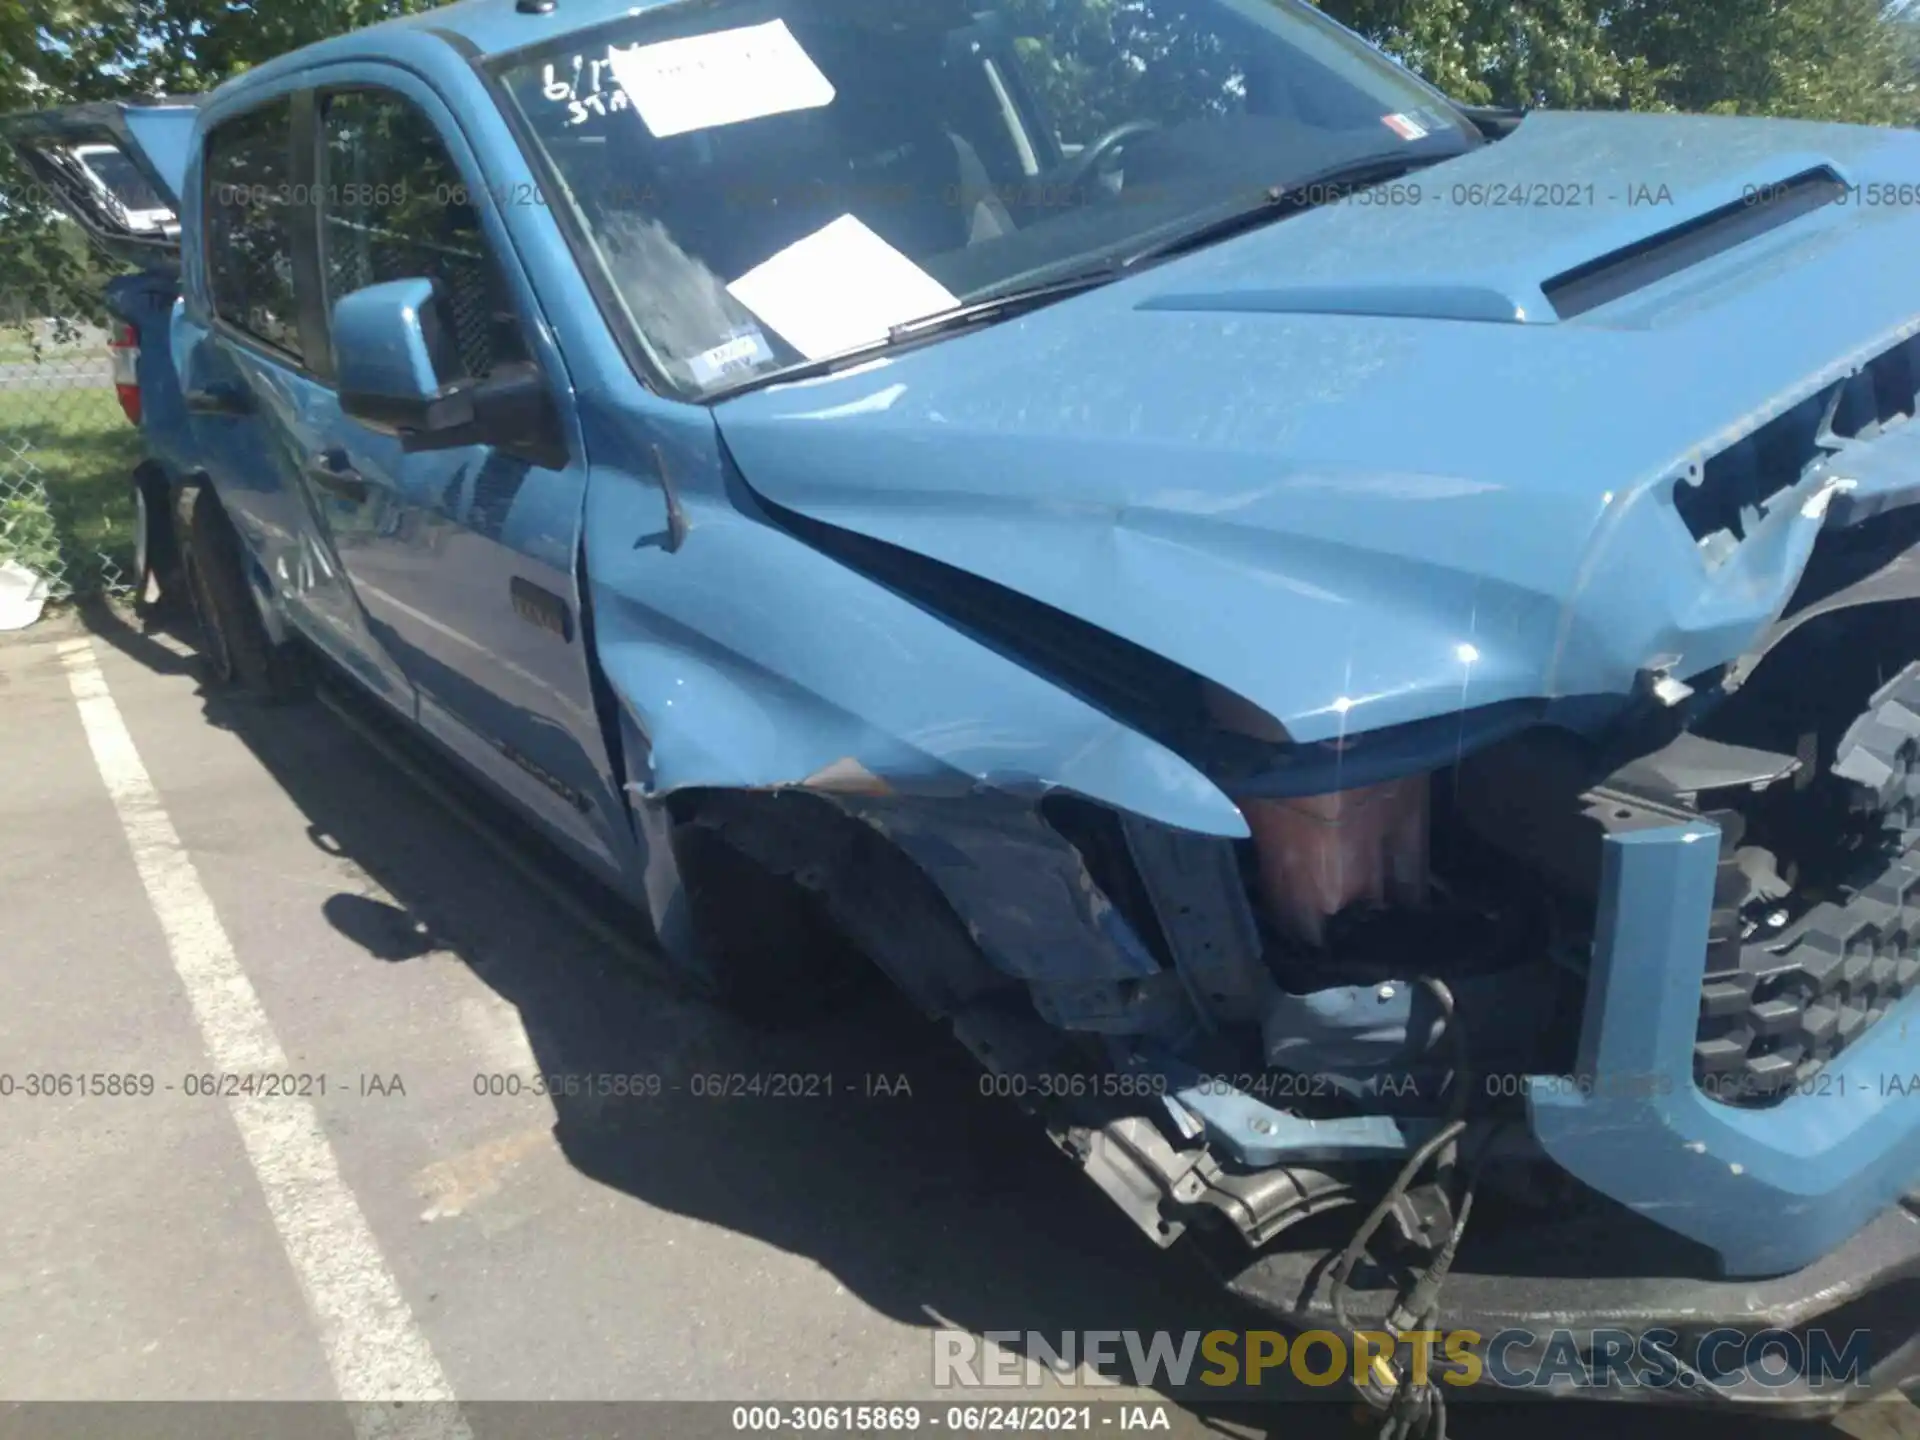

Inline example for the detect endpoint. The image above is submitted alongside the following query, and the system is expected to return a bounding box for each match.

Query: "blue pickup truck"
[9,0,1920,1420]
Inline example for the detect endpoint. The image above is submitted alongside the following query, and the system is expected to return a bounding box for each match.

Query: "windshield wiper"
[1119,152,1450,268]
[705,338,894,401]
[885,267,1122,343]
[711,154,1450,402]
[708,268,1122,400]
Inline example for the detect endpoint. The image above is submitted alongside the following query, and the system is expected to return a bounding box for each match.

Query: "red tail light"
[107,321,141,425]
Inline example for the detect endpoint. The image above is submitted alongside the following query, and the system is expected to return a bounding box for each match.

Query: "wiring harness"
[1326,976,1497,1440]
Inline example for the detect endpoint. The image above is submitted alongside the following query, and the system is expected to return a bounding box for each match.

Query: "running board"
[312,678,673,989]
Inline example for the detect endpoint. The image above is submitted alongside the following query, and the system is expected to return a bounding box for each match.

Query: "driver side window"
[317,89,529,383]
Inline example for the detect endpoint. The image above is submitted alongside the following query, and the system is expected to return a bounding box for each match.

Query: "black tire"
[130,463,187,622]
[181,488,305,700]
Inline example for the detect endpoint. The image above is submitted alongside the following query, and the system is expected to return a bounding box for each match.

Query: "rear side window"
[318,90,528,381]
[204,98,303,360]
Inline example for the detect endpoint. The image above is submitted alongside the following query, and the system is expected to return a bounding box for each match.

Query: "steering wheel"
[1053,118,1163,192]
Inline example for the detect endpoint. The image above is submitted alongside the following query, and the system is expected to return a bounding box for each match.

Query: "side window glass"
[205,98,303,360]
[319,90,528,382]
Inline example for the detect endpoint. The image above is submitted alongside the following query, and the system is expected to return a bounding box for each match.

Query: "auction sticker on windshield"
[605,19,835,139]
[726,214,958,359]
[688,327,777,385]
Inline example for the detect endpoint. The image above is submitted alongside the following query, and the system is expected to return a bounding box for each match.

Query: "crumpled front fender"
[579,408,1248,838]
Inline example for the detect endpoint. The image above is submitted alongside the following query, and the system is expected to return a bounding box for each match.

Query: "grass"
[0,328,111,366]
[0,385,144,592]
[0,339,79,365]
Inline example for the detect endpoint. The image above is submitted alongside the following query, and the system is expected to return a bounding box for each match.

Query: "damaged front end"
[658,522,1920,1417]
[570,112,1920,1418]
[613,407,1920,1419]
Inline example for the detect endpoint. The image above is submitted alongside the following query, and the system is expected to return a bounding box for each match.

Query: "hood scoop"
[1137,163,1849,328]
[1137,283,1532,324]
[1542,165,1847,319]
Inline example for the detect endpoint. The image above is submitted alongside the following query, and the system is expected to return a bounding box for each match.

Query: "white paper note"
[606,20,836,139]
[726,215,959,360]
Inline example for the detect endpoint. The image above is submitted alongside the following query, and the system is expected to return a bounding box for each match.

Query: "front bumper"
[1166,811,1920,1289]
[1530,819,1920,1280]
[1203,711,1920,1412]
[1220,1188,1920,1412]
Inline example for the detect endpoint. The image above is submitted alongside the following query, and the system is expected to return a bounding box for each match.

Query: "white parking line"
[59,638,471,1440]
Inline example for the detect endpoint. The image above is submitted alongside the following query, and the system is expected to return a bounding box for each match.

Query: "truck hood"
[714,110,1920,748]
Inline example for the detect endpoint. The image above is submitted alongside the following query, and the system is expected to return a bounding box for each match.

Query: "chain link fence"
[0,323,142,608]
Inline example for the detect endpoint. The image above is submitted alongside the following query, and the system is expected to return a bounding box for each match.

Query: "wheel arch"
[173,471,291,646]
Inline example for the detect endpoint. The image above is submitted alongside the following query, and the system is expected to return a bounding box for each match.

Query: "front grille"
[1694,664,1920,1101]
[1674,331,1920,545]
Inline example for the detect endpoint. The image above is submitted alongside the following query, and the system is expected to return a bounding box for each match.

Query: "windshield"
[491,0,1478,397]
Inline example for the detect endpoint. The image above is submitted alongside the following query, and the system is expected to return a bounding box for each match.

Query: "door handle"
[306,448,368,504]
[184,381,252,416]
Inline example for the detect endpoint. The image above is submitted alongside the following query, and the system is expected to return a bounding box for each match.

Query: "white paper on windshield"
[605,20,835,139]
[726,215,959,360]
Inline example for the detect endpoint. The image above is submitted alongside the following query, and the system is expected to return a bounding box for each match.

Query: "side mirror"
[331,277,562,464]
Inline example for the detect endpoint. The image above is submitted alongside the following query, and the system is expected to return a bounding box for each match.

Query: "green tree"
[0,0,436,324]
[1319,0,1920,123]
[2,0,1917,325]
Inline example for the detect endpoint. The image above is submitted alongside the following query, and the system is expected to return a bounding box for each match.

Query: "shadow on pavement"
[75,598,1857,1440]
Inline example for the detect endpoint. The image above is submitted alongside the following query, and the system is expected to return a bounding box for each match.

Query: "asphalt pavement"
[1,602,1915,1440]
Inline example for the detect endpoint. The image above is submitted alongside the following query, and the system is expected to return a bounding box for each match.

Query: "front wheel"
[180,487,305,701]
